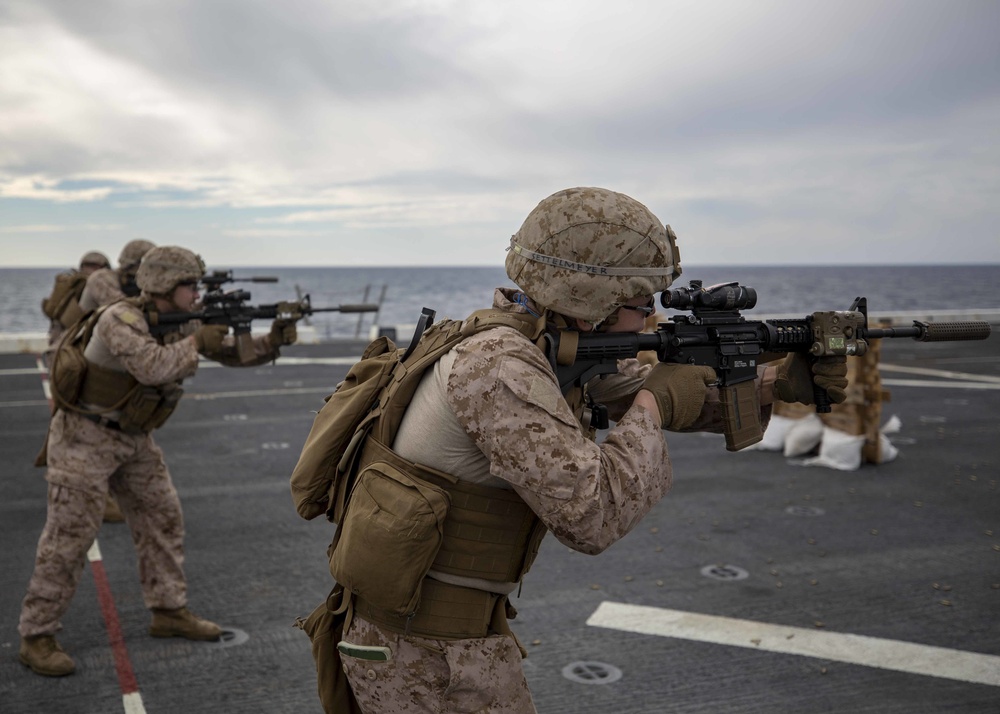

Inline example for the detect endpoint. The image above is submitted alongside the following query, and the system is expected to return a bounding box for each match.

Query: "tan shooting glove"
[193,324,229,359]
[268,318,298,347]
[642,363,717,429]
[774,353,849,405]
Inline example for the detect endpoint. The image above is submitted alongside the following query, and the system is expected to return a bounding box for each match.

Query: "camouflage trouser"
[340,615,537,714]
[19,410,187,638]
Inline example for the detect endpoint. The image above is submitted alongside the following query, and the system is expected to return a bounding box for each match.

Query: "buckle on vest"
[79,412,123,432]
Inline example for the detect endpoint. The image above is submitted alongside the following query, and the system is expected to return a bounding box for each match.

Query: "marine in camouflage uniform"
[78,238,156,314]
[19,246,299,677]
[334,188,848,713]
[42,251,111,352]
[77,240,155,524]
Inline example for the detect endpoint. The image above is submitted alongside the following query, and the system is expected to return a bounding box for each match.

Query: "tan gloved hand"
[774,353,849,405]
[268,318,297,347]
[641,363,717,429]
[193,324,229,358]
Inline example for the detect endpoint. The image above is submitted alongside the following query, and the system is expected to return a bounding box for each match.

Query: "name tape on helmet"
[509,239,675,278]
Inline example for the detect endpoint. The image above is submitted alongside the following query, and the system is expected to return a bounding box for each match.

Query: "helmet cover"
[135,245,206,295]
[79,251,111,269]
[118,239,156,270]
[505,187,681,322]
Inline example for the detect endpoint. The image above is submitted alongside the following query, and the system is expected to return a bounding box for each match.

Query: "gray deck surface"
[1,336,997,713]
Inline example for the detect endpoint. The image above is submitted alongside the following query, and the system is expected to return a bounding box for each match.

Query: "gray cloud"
[0,0,997,266]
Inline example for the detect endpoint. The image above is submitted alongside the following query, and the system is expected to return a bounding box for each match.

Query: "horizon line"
[4,262,999,270]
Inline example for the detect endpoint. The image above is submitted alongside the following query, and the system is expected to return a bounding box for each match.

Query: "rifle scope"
[204,289,252,304]
[662,280,758,312]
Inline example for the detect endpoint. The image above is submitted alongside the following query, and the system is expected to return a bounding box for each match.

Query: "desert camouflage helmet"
[79,251,111,269]
[118,239,156,270]
[505,187,682,323]
[135,245,206,295]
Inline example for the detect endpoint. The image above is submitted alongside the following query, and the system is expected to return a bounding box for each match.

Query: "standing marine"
[41,250,112,353]
[18,245,299,677]
[292,187,848,712]
[78,238,156,314]
[72,239,157,523]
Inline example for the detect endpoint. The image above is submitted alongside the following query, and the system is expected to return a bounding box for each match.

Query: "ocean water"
[2,264,998,339]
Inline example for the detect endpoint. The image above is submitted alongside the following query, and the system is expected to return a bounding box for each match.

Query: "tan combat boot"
[103,494,125,523]
[19,635,76,677]
[149,607,222,641]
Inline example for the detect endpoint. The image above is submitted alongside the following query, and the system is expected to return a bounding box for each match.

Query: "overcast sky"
[1,0,997,267]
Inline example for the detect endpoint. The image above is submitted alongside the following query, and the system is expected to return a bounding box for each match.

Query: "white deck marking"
[587,602,1000,686]
[882,378,1000,390]
[87,540,102,562]
[880,363,1000,384]
[123,692,148,714]
[195,356,361,368]
[0,355,362,376]
[0,399,50,407]
[187,386,327,400]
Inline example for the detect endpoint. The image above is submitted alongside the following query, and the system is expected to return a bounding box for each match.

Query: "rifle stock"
[549,281,991,452]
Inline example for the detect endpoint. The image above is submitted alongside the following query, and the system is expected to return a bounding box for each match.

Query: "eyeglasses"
[618,297,656,316]
[176,280,200,288]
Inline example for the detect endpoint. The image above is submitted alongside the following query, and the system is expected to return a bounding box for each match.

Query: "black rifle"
[547,280,991,452]
[148,290,379,363]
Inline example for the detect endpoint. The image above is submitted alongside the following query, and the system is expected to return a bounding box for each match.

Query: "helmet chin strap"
[556,311,619,333]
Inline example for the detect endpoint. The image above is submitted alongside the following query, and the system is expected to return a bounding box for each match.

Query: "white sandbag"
[881,414,902,435]
[744,414,799,451]
[799,427,866,471]
[878,432,899,463]
[783,413,824,457]
[876,414,901,463]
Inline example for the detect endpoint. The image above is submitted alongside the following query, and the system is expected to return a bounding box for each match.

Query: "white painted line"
[187,386,328,400]
[123,692,148,714]
[881,363,1000,384]
[195,355,361,369]
[0,356,360,375]
[87,539,102,562]
[882,379,1000,390]
[587,601,1000,687]
[0,384,329,407]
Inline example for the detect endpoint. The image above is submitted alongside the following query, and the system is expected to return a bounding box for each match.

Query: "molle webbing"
[434,481,544,582]
[42,272,88,326]
[359,437,547,583]
[354,577,499,640]
[370,310,546,446]
[78,362,137,408]
[58,302,86,329]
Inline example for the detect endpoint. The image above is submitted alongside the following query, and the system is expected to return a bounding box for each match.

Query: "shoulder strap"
[461,308,547,343]
[369,308,547,445]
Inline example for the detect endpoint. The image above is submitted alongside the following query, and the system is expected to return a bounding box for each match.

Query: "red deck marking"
[88,548,140,695]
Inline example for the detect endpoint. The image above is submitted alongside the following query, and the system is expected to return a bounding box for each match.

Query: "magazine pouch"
[328,459,450,618]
